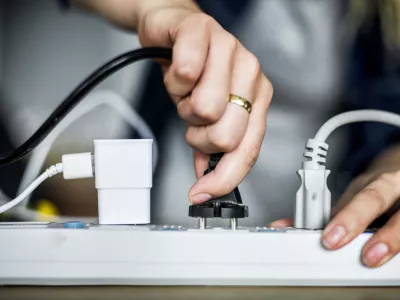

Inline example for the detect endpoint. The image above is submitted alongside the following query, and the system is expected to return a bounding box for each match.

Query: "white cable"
[315,109,400,142]
[0,164,63,214]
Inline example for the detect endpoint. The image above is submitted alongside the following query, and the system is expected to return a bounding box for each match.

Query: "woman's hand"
[320,145,400,268]
[271,144,400,268]
[73,0,273,203]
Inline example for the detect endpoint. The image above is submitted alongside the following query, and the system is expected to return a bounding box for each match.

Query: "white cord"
[0,164,63,214]
[315,109,400,142]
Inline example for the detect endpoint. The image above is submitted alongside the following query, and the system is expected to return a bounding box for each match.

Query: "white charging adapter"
[94,139,153,225]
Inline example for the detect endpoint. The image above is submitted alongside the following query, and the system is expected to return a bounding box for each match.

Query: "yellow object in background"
[35,199,59,221]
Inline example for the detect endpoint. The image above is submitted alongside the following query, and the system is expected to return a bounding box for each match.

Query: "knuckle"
[174,62,199,82]
[359,188,387,212]
[224,34,238,52]
[185,127,197,149]
[202,13,218,29]
[377,172,395,185]
[265,77,274,98]
[257,75,274,106]
[191,97,221,123]
[245,52,261,78]
[208,128,238,152]
[182,12,213,28]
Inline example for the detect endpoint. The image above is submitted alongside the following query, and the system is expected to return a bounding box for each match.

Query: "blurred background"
[0,0,399,227]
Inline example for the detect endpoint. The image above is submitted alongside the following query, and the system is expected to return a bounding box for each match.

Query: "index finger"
[163,13,211,100]
[188,75,273,203]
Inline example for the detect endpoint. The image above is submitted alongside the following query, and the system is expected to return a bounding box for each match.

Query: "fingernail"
[322,225,346,249]
[363,243,389,267]
[190,193,212,204]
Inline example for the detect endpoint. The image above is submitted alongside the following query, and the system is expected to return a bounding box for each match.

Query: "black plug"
[188,153,248,230]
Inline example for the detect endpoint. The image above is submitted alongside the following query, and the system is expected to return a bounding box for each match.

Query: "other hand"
[270,145,400,268]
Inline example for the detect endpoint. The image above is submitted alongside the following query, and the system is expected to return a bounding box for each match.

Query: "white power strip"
[0,222,399,286]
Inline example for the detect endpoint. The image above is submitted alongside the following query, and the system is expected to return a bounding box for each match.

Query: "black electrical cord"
[0,47,172,167]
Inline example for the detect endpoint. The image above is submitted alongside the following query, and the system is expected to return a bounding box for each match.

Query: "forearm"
[71,0,200,31]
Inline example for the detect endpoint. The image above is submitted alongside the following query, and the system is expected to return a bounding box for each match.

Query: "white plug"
[294,110,400,230]
[94,139,153,225]
[62,152,94,179]
[294,139,331,229]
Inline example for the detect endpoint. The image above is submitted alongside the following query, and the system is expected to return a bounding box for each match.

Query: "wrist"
[71,0,141,30]
[72,0,200,32]
[137,0,200,22]
[137,0,201,47]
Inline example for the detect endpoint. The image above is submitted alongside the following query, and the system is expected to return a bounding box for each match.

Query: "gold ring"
[228,94,252,113]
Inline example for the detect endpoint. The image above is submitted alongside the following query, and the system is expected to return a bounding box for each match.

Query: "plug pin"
[230,218,237,230]
[198,217,206,230]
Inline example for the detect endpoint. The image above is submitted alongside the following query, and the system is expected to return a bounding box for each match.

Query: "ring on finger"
[228,94,252,114]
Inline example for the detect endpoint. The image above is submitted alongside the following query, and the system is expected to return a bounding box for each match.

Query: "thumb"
[188,153,239,204]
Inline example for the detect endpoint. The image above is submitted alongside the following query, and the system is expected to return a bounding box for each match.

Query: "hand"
[74,0,273,203]
[320,144,400,268]
[270,145,400,268]
[139,5,273,204]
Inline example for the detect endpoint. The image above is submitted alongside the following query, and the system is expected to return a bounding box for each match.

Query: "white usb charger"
[94,139,153,225]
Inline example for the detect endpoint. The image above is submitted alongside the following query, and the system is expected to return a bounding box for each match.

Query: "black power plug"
[188,153,248,229]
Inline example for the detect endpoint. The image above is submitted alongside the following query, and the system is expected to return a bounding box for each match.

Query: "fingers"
[186,45,260,153]
[162,13,273,204]
[163,14,210,100]
[189,75,273,203]
[186,45,261,153]
[333,173,377,214]
[174,17,236,126]
[362,210,400,268]
[322,171,400,252]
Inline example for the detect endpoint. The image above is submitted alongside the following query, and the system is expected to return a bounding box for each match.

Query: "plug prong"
[199,217,206,230]
[230,218,237,230]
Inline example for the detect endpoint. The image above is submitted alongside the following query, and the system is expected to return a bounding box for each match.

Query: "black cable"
[0,47,172,167]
